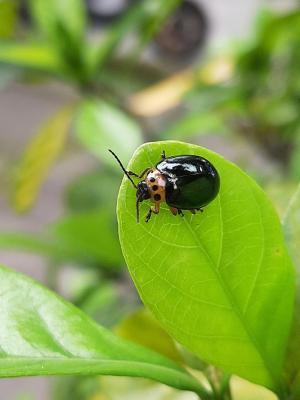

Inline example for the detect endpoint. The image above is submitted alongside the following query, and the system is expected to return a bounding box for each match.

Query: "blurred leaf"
[283,184,300,392]
[0,211,121,268]
[0,264,209,398]
[290,133,300,180]
[231,376,277,400]
[49,209,123,268]
[0,42,62,74]
[117,141,295,391]
[162,112,227,140]
[13,105,74,212]
[29,0,87,81]
[97,60,165,98]
[53,375,103,400]
[78,283,138,328]
[0,231,107,265]
[65,169,120,214]
[29,0,86,45]
[99,375,200,400]
[55,374,200,400]
[0,0,17,38]
[80,284,119,321]
[75,99,143,168]
[128,70,194,117]
[0,232,63,256]
[116,308,183,364]
[128,56,234,117]
[87,0,181,76]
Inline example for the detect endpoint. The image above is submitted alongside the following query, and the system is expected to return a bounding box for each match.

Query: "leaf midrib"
[181,187,276,388]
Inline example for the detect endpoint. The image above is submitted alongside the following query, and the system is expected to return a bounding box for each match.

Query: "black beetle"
[109,149,220,223]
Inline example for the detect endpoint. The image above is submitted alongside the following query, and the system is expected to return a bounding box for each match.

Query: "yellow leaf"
[115,308,183,364]
[13,105,74,212]
[128,55,234,117]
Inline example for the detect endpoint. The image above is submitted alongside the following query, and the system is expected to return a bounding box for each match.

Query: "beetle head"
[136,181,150,223]
[136,181,150,201]
[108,150,150,223]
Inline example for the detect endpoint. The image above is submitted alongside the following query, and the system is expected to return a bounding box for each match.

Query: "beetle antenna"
[136,197,140,223]
[109,149,137,189]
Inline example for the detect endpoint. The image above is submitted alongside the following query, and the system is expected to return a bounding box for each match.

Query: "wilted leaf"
[13,105,74,212]
[117,141,295,391]
[75,99,142,168]
[0,264,208,398]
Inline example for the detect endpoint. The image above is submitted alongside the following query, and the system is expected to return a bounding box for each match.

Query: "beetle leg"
[145,204,160,223]
[169,207,178,216]
[128,168,150,179]
[190,208,203,215]
[127,170,139,177]
[169,207,184,217]
[145,208,152,222]
[161,150,166,160]
[138,168,151,178]
[178,209,184,217]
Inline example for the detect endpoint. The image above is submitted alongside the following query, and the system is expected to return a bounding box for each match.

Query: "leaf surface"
[117,141,295,391]
[0,265,207,397]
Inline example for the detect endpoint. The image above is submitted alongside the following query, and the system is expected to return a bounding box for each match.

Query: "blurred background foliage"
[0,0,299,399]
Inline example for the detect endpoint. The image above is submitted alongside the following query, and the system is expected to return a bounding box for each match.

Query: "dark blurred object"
[18,0,30,24]
[155,0,208,58]
[87,0,133,23]
[18,0,134,26]
[183,9,300,177]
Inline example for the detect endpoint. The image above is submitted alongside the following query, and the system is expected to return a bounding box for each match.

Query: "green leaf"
[75,99,143,168]
[65,168,121,214]
[116,308,183,363]
[0,231,102,265]
[28,0,87,81]
[117,141,295,391]
[0,42,62,74]
[0,0,17,38]
[13,105,74,212]
[0,210,122,268]
[86,0,180,76]
[0,264,208,398]
[29,0,86,45]
[49,209,123,268]
[283,184,300,391]
[162,112,228,140]
[0,232,63,256]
